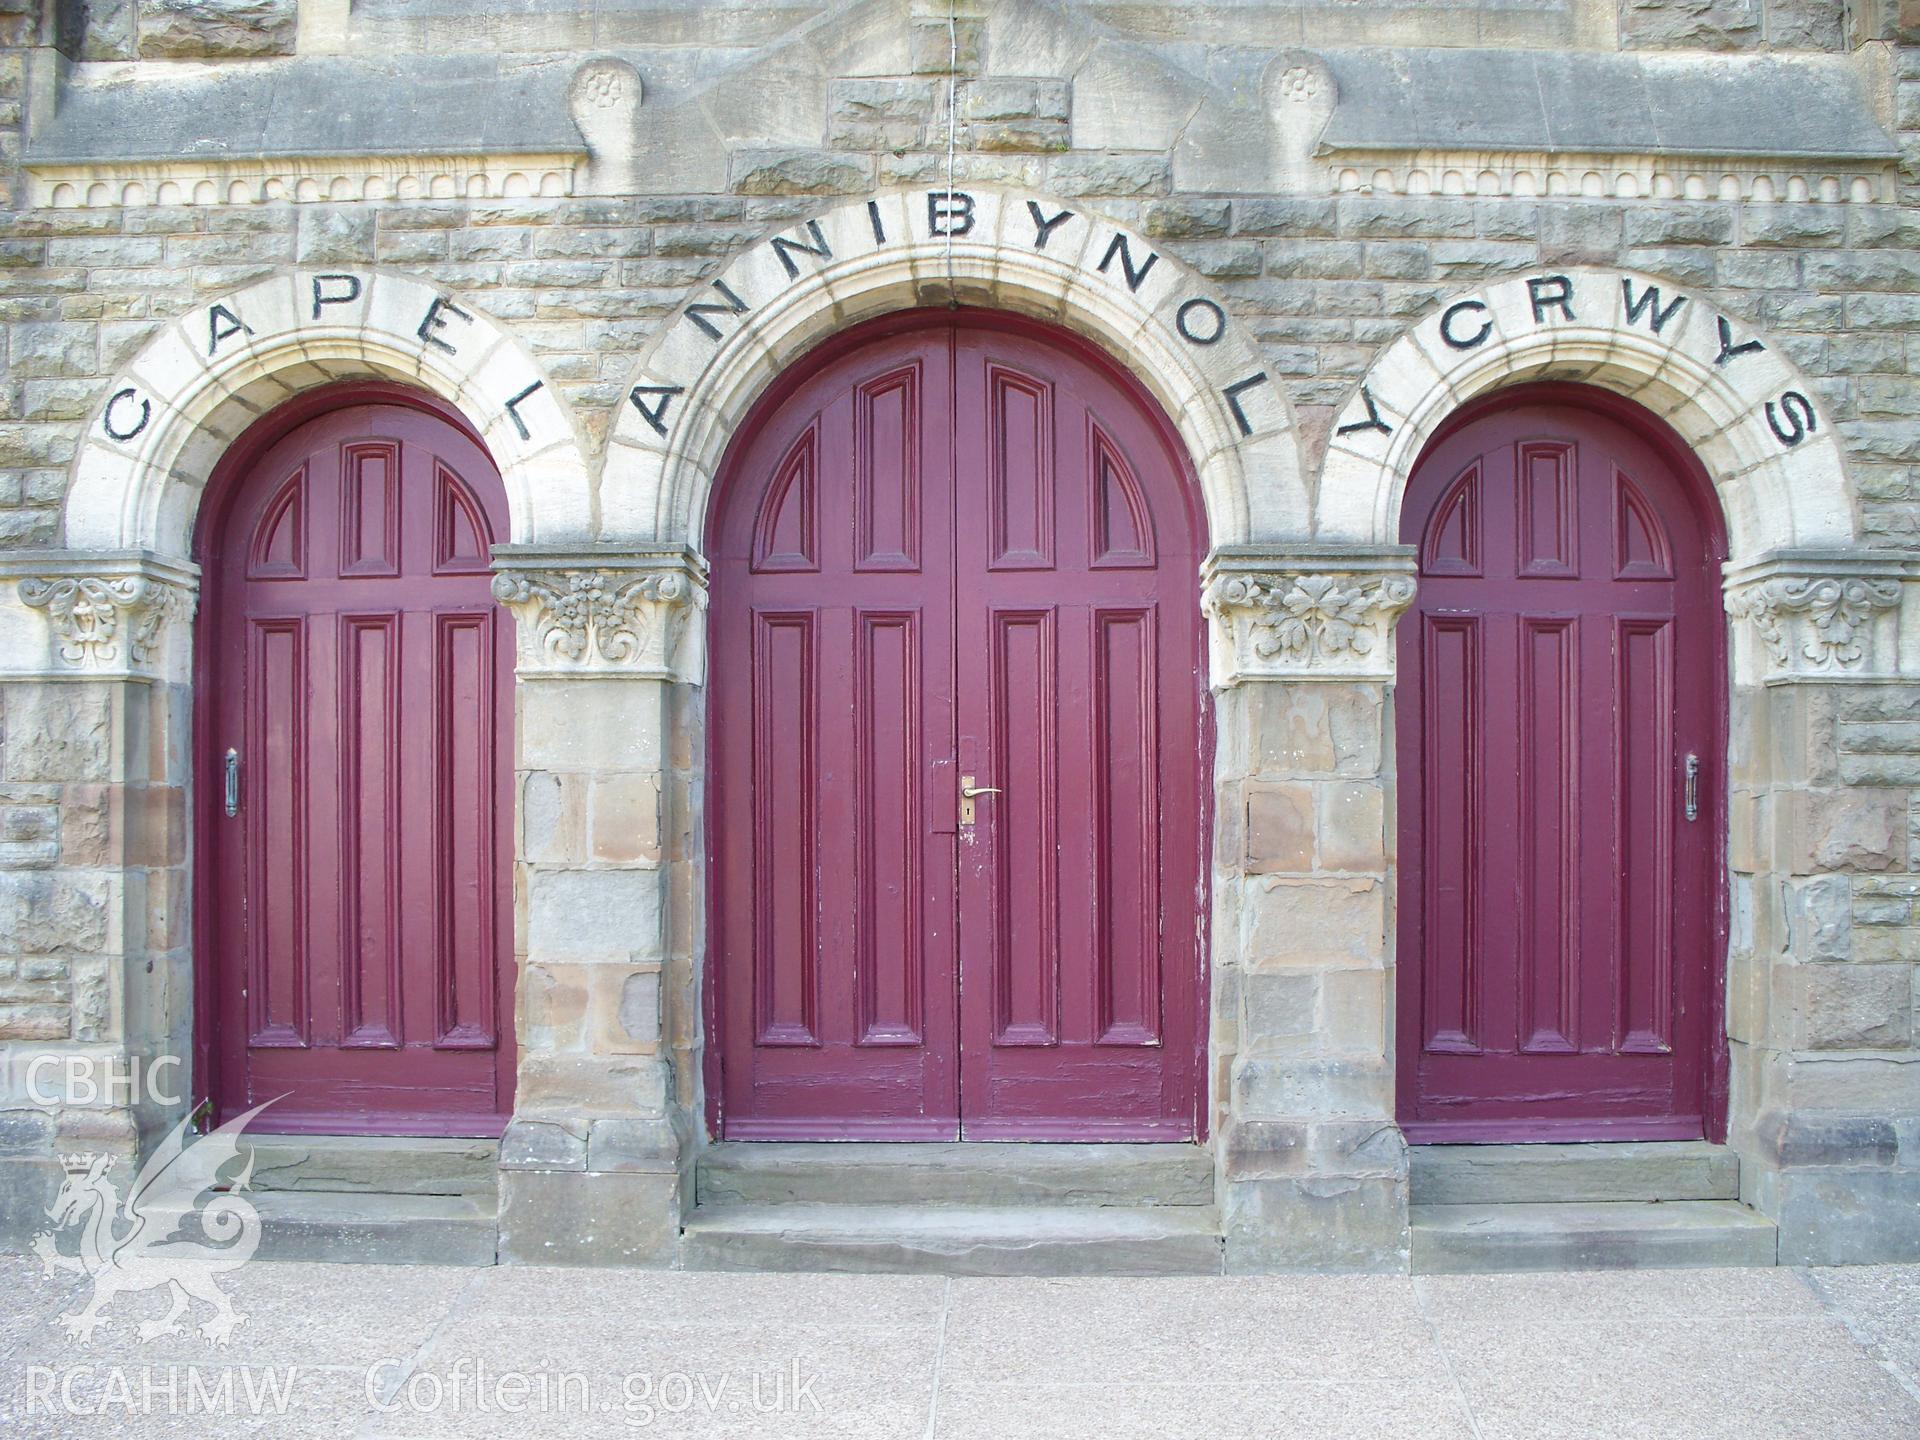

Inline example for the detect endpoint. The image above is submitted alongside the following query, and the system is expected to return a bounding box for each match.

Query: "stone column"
[489,545,706,1265]
[0,551,197,1238]
[1724,548,1920,1263]
[1203,545,1417,1272]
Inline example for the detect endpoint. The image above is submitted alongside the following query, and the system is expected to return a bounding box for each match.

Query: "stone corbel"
[491,545,708,683]
[1724,550,1917,684]
[0,550,199,679]
[1202,545,1417,688]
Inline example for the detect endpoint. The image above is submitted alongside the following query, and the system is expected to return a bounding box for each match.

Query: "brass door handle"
[959,774,1000,825]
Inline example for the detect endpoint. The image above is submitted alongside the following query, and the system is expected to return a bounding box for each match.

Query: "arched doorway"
[1396,384,1728,1142]
[196,387,515,1136]
[706,310,1208,1140]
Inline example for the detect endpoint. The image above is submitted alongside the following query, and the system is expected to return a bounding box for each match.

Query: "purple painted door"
[710,312,1204,1140]
[1396,391,1723,1141]
[205,400,514,1136]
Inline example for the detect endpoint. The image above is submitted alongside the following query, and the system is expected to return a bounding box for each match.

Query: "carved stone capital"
[491,546,708,682]
[1724,550,1916,683]
[2,550,198,677]
[1203,546,1417,687]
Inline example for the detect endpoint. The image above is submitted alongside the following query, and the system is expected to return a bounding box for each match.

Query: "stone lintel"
[1202,544,1417,688]
[1724,547,1918,685]
[491,544,709,684]
[0,548,200,681]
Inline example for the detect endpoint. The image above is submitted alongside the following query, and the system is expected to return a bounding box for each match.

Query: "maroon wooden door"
[203,399,514,1136]
[710,312,1204,1140]
[1396,390,1724,1141]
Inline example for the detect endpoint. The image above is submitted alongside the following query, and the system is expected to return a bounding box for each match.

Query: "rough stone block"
[6,686,110,786]
[137,0,296,59]
[1785,873,1853,961]
[828,78,937,151]
[730,149,873,197]
[1780,789,1908,873]
[1798,963,1914,1050]
[0,870,110,954]
[497,1169,678,1266]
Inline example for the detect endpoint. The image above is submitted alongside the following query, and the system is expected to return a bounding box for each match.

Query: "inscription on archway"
[619,188,1288,451]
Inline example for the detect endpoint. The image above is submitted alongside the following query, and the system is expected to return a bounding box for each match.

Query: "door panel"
[711,315,1203,1140]
[207,401,513,1136]
[715,332,960,1136]
[1396,397,1721,1141]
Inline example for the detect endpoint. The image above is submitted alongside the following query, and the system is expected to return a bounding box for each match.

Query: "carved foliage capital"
[491,552,707,681]
[1204,550,1416,686]
[16,565,196,673]
[1725,555,1910,682]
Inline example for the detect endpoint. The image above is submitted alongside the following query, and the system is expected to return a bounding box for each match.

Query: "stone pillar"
[1724,548,1920,1264]
[0,551,197,1239]
[489,545,706,1266]
[1203,545,1417,1272]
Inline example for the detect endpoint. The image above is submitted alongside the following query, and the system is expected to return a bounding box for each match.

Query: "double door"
[710,315,1204,1139]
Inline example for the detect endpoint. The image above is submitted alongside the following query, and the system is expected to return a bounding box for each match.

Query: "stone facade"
[0,0,1917,1270]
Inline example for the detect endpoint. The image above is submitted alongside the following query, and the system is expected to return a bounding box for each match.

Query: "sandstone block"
[1224,1173,1409,1273]
[526,867,665,963]
[498,1170,678,1266]
[1245,876,1385,969]
[589,773,662,864]
[1242,781,1313,873]
[499,1117,587,1171]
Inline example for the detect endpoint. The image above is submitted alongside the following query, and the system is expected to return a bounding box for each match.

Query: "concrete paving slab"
[932,1378,1478,1440]
[1,1259,1916,1438]
[940,1274,1447,1384]
[1415,1264,1829,1325]
[1807,1264,1920,1394]
[1441,1314,1920,1440]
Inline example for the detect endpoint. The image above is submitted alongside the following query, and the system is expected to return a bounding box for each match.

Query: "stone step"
[240,1135,500,1197]
[250,1190,498,1265]
[1411,1200,1778,1274]
[695,1142,1214,1208]
[1410,1141,1740,1205]
[683,1203,1224,1276]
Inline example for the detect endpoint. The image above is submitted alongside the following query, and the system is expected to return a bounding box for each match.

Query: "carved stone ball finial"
[1263,50,1336,191]
[568,57,642,196]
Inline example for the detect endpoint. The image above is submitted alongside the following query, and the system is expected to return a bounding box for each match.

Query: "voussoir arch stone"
[1320,267,1857,559]
[64,268,593,557]
[603,187,1306,550]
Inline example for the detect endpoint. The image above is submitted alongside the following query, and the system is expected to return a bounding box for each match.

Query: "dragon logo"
[32,1101,275,1345]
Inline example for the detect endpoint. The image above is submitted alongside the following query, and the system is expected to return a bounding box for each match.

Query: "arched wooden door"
[1396,387,1726,1141]
[201,396,514,1136]
[708,311,1207,1140]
